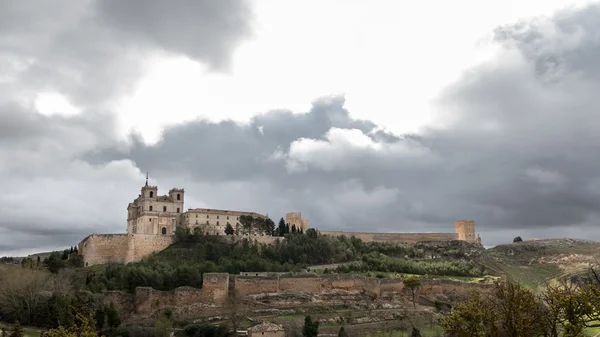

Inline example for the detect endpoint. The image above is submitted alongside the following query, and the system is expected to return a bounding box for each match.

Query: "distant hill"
[480,238,600,288]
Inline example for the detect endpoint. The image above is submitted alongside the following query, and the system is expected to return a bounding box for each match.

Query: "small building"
[247,322,285,337]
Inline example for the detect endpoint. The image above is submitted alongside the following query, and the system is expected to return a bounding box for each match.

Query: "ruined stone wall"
[233,273,493,299]
[103,273,493,319]
[105,273,229,318]
[78,234,174,266]
[319,231,459,244]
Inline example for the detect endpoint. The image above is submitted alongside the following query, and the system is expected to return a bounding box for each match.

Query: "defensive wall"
[78,234,283,266]
[78,234,174,266]
[319,231,459,244]
[104,272,494,318]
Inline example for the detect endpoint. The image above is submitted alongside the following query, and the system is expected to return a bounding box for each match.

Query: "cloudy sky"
[2,0,600,256]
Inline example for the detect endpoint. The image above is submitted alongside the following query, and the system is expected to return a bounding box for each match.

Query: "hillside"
[481,238,600,288]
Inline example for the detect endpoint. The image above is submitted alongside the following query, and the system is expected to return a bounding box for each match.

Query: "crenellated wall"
[78,234,174,266]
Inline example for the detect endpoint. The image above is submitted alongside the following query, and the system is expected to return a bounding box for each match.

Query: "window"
[149,191,154,198]
[163,206,167,212]
[177,194,181,201]
[206,220,209,224]
[149,206,153,211]
[177,208,180,213]
[149,218,152,222]
[217,215,219,219]
[195,220,198,225]
[161,227,167,235]
[227,216,229,220]
[217,221,219,225]
[206,214,209,218]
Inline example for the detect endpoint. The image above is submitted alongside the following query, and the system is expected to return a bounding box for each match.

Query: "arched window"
[177,194,181,200]
[161,227,167,235]
[149,206,153,211]
[149,191,154,198]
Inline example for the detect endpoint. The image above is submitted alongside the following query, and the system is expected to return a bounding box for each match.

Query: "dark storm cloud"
[95,0,253,70]
[0,0,253,106]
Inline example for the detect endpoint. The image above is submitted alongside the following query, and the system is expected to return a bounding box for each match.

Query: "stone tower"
[455,220,478,243]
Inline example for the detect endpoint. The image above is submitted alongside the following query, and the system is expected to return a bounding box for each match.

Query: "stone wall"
[231,273,491,299]
[78,234,174,266]
[103,273,494,319]
[103,273,229,318]
[319,231,459,244]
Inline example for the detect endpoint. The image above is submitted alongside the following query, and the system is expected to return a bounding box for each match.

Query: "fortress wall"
[278,276,322,294]
[234,276,280,297]
[201,273,229,304]
[78,234,174,266]
[106,274,494,319]
[320,231,458,244]
[132,273,229,316]
[129,234,174,262]
[78,234,130,266]
[379,279,405,294]
[103,291,134,314]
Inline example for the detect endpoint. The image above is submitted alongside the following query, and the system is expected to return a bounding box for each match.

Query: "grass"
[0,322,43,337]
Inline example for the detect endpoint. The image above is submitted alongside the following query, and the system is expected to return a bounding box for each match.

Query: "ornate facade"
[126,175,266,236]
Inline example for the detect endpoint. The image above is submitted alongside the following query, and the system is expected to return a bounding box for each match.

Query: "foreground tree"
[513,236,523,242]
[42,311,101,337]
[337,326,349,337]
[302,315,319,337]
[403,276,421,308]
[410,327,421,337]
[224,223,234,235]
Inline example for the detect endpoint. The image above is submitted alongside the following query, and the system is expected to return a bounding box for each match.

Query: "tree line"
[441,267,600,336]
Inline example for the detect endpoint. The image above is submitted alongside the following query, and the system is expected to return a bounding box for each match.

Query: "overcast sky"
[2,0,600,256]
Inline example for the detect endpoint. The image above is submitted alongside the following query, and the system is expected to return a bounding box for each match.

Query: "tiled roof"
[247,322,284,333]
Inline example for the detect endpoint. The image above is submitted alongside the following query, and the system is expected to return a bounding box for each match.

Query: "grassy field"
[0,322,43,337]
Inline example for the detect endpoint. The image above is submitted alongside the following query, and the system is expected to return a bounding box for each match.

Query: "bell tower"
[141,172,157,199]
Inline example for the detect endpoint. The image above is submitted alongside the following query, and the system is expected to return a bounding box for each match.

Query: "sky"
[2,0,600,256]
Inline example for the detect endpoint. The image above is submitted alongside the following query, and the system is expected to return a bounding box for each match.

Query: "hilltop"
[480,238,600,288]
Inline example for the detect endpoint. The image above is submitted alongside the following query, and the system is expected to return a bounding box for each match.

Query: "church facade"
[126,175,266,236]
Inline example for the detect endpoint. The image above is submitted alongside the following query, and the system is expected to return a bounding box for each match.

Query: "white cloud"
[284,127,437,172]
[35,92,81,117]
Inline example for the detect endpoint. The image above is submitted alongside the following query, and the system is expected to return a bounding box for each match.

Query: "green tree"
[410,327,421,337]
[338,326,349,337]
[264,217,276,236]
[441,281,548,337]
[302,315,319,337]
[277,218,286,236]
[403,276,421,308]
[224,223,234,235]
[42,311,100,337]
[513,236,523,242]
[105,303,121,331]
[439,291,490,336]
[94,308,105,332]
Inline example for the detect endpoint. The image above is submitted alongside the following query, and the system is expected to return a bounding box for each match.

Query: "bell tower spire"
[145,172,149,187]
